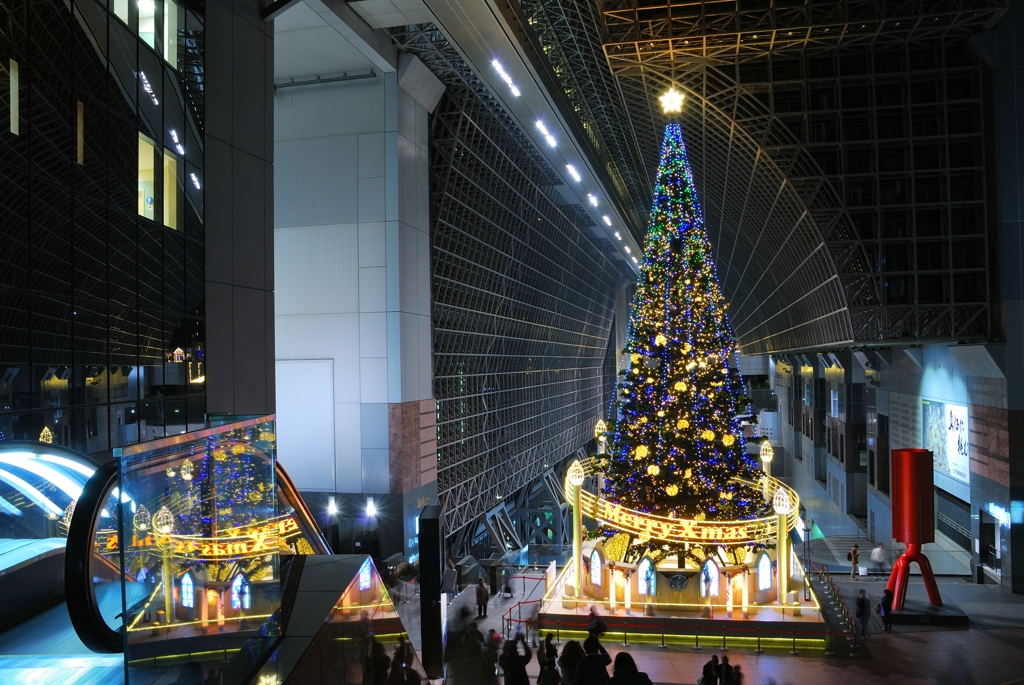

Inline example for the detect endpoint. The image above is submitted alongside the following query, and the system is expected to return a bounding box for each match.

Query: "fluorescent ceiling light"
[614,232,621,240]
[632,256,638,263]
[603,216,612,226]
[624,246,631,253]
[566,164,581,182]
[588,194,598,207]
[535,121,557,147]
[492,60,521,97]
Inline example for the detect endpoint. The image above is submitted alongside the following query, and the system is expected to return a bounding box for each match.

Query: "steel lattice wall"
[392,26,627,536]
[505,0,1005,353]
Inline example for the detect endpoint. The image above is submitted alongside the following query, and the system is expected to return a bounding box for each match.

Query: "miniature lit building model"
[887,448,943,609]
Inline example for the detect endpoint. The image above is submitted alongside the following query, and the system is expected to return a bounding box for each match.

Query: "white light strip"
[37,453,96,479]
[566,164,581,183]
[632,256,638,263]
[491,60,521,97]
[624,246,631,253]
[535,121,557,147]
[614,232,621,240]
[0,455,87,500]
[602,216,612,226]
[587,194,598,207]
[0,468,63,515]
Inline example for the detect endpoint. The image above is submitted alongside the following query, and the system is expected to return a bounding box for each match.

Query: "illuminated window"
[8,59,18,135]
[637,557,655,596]
[231,574,250,610]
[358,558,372,591]
[701,560,719,597]
[757,554,772,591]
[181,572,194,608]
[590,550,602,586]
[163,150,181,229]
[138,134,157,221]
[113,0,129,24]
[138,0,157,49]
[164,0,182,68]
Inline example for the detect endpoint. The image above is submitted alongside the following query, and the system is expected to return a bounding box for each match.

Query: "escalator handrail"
[65,460,122,653]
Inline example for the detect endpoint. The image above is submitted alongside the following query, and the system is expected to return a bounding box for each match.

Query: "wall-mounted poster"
[921,400,970,484]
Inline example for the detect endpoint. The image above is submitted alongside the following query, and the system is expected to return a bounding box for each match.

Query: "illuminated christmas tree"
[603,100,769,566]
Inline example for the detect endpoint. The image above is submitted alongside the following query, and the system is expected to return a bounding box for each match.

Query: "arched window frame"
[637,557,656,596]
[590,549,603,586]
[231,573,251,610]
[181,572,194,608]
[757,553,772,591]
[701,559,719,597]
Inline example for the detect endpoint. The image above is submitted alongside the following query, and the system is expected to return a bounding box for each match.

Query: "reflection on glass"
[163,150,180,229]
[120,418,326,684]
[138,0,157,49]
[138,134,157,220]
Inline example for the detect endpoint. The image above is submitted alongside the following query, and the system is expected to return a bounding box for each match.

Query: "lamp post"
[760,440,774,477]
[594,419,608,455]
[773,489,794,603]
[567,460,586,606]
[154,506,175,626]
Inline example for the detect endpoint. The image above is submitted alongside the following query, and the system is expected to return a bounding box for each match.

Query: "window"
[831,389,839,417]
[138,0,157,50]
[9,59,19,135]
[163,150,181,229]
[701,560,719,597]
[757,554,772,591]
[590,550,602,586]
[164,0,182,69]
[230,574,250,610]
[358,558,372,591]
[138,134,157,221]
[113,0,129,24]
[637,558,655,596]
[181,572,194,608]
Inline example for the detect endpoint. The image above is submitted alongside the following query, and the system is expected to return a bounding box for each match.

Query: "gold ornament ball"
[722,434,736,447]
[655,333,667,346]
[677,419,690,429]
[647,464,660,476]
[666,484,679,496]
[674,381,687,392]
[635,445,650,459]
[684,468,693,479]
[701,429,715,441]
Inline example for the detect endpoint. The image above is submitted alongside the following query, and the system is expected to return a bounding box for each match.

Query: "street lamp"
[154,506,175,626]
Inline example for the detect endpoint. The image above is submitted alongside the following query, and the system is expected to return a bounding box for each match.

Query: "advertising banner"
[922,400,970,484]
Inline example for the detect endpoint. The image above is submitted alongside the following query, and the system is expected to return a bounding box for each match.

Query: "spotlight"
[603,216,612,226]
[588,194,598,207]
[327,496,337,516]
[366,498,376,518]
[566,164,581,183]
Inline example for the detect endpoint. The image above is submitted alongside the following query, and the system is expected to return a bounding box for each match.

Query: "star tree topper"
[659,87,685,114]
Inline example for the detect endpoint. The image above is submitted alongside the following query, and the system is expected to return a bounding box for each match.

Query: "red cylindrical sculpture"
[887,448,943,609]
[891,448,935,545]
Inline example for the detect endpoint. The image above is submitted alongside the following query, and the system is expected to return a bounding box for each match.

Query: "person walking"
[848,544,861,579]
[499,633,532,685]
[609,652,653,685]
[476,577,490,618]
[719,655,734,685]
[870,543,887,577]
[538,658,563,685]
[571,636,611,685]
[855,588,870,640]
[701,655,720,685]
[880,588,894,633]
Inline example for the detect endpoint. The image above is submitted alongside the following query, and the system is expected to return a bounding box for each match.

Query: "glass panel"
[163,150,181,229]
[8,58,18,135]
[138,133,157,221]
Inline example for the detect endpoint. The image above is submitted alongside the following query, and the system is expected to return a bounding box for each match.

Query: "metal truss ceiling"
[511,0,1005,353]
[391,25,625,535]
